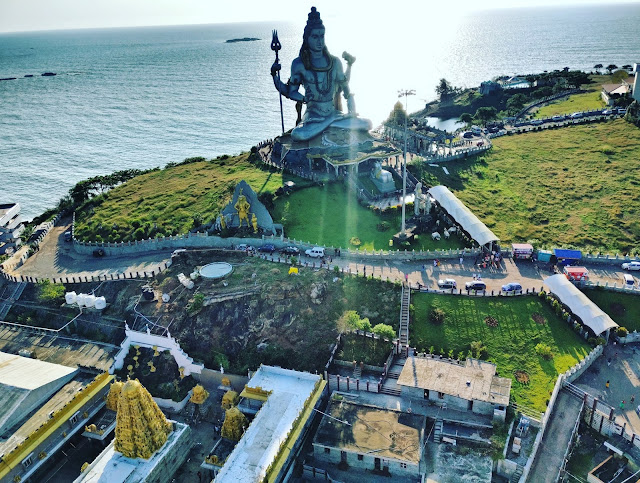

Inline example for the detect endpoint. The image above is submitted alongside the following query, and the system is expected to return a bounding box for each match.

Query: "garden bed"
[336,333,392,367]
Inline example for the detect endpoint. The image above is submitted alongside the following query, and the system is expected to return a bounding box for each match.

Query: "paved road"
[8,221,635,294]
[12,223,172,280]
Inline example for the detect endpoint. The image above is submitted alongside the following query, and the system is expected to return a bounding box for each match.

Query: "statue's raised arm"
[269,7,371,143]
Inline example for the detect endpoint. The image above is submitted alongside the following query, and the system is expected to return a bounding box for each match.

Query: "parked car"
[623,274,635,288]
[305,246,325,258]
[488,127,500,134]
[602,109,614,115]
[462,131,474,139]
[530,119,543,126]
[622,261,640,271]
[570,112,583,119]
[280,246,300,255]
[502,282,522,293]
[258,244,276,253]
[551,115,564,122]
[437,279,457,289]
[477,141,484,147]
[236,244,256,253]
[617,108,627,115]
[64,230,72,242]
[465,281,486,291]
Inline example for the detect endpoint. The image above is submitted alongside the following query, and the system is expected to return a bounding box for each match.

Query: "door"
[374,457,381,471]
[341,451,347,464]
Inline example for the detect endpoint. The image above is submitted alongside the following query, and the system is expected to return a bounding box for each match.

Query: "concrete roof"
[314,400,425,463]
[397,357,511,406]
[0,326,118,371]
[544,274,619,336]
[428,185,500,247]
[215,366,322,483]
[0,351,77,390]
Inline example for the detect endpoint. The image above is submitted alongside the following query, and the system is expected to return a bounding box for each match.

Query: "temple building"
[74,379,191,483]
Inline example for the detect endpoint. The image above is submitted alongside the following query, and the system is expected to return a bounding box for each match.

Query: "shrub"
[37,280,65,304]
[470,340,487,359]
[372,323,396,340]
[349,237,361,247]
[617,327,629,338]
[429,308,446,325]
[376,221,390,232]
[535,343,553,359]
[187,293,205,315]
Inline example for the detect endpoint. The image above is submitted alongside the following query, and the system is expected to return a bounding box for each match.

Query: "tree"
[474,106,498,125]
[37,280,65,304]
[386,101,407,126]
[435,78,453,101]
[506,93,528,112]
[459,113,473,126]
[607,64,618,74]
[594,63,603,73]
[372,323,396,340]
[622,64,633,71]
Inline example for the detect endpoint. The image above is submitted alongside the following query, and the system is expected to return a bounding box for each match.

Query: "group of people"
[475,250,503,269]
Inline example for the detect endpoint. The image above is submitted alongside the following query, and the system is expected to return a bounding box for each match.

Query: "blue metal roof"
[553,249,582,259]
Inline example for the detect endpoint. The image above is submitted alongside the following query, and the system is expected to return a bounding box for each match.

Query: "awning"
[428,185,499,247]
[554,249,582,260]
[544,274,618,336]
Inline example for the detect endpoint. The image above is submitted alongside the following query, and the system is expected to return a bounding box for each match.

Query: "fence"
[325,373,380,394]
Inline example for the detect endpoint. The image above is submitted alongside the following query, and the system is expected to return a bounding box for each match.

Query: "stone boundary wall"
[563,344,604,384]
[326,373,380,394]
[111,326,204,377]
[332,359,385,374]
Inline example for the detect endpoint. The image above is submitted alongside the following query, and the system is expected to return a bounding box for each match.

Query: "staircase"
[379,385,401,396]
[352,364,362,379]
[510,465,524,482]
[0,282,26,320]
[433,419,443,443]
[399,285,411,347]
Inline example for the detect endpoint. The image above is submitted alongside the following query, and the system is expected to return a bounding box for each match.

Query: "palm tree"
[606,64,618,75]
[594,64,603,74]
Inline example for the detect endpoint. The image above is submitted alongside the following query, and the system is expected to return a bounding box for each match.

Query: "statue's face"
[307,28,325,53]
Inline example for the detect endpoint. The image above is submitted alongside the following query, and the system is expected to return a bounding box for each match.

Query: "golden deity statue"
[234,190,251,228]
[251,213,258,233]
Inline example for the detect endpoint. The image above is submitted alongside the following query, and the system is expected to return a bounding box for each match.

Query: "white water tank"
[162,293,170,303]
[178,273,194,290]
[65,291,77,304]
[85,294,96,308]
[94,296,107,310]
[76,293,87,307]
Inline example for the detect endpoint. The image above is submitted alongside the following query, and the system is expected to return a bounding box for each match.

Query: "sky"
[1,0,638,33]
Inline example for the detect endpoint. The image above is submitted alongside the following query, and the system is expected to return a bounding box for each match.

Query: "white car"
[305,247,325,258]
[622,261,640,271]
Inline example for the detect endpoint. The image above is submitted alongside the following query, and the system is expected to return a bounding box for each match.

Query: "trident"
[271,30,285,135]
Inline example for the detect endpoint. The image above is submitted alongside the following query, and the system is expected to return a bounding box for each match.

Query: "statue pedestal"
[393,229,415,245]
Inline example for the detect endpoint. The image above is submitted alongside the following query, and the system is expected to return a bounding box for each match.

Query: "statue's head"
[300,7,329,67]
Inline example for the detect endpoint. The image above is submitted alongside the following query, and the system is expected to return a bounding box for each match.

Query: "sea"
[1,3,639,220]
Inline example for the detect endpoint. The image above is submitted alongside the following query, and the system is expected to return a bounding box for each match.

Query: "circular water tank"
[65,291,77,304]
[94,296,107,310]
[85,294,96,308]
[162,293,170,303]
[76,293,87,307]
[199,262,233,279]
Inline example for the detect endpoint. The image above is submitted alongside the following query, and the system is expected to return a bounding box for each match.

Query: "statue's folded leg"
[330,117,372,131]
[291,116,337,142]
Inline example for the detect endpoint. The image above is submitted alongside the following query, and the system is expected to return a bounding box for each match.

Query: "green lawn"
[410,293,591,412]
[74,154,310,242]
[412,119,640,254]
[337,333,392,366]
[272,183,467,251]
[583,288,640,333]
[535,91,605,118]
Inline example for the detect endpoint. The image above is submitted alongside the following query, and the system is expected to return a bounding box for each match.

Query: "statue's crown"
[306,7,324,29]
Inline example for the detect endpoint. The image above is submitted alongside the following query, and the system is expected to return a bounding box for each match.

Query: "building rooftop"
[215,365,323,482]
[0,325,119,371]
[314,399,425,463]
[397,357,511,406]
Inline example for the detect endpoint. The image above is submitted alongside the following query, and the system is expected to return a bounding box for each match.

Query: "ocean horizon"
[1,3,639,220]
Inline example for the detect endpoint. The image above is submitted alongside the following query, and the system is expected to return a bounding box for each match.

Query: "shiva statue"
[271,7,371,142]
[234,191,251,227]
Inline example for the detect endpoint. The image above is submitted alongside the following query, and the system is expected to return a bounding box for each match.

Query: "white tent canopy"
[544,274,618,336]
[427,185,500,247]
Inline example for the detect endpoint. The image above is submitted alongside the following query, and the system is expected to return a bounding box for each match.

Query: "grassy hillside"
[74,154,307,242]
[412,119,640,253]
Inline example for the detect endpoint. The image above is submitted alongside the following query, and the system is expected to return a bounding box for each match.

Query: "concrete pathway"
[527,389,583,483]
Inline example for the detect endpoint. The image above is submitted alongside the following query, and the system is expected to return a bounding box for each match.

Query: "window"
[399,462,407,468]
[324,447,330,454]
[358,454,363,461]
[22,453,34,468]
[438,392,444,399]
[69,411,80,426]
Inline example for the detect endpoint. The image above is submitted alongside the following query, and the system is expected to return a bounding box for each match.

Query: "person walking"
[606,380,610,389]
[620,400,625,410]
[460,256,463,266]
[632,395,636,404]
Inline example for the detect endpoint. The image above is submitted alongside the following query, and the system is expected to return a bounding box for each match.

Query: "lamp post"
[398,89,415,237]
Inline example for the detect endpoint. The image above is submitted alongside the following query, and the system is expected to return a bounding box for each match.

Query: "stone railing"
[563,344,604,384]
[111,326,203,377]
